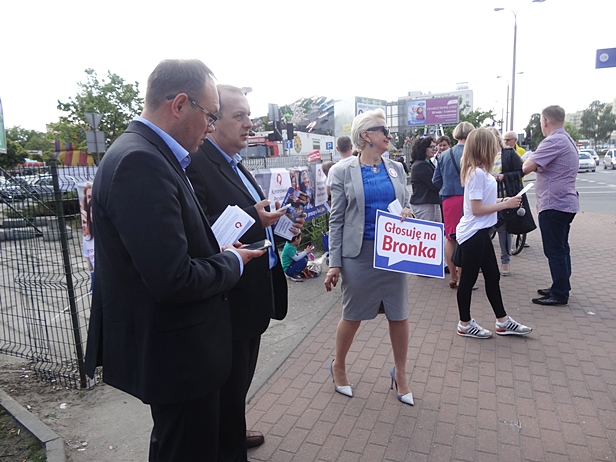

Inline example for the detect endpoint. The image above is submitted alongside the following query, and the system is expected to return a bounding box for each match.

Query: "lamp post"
[497,72,524,132]
[495,0,544,132]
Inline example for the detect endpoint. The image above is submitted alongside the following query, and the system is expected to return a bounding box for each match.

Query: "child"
[282,233,313,282]
[455,128,532,339]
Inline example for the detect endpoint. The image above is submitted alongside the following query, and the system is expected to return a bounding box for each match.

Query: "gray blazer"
[328,156,410,268]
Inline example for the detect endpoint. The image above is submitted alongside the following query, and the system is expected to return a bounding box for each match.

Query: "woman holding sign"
[324,109,415,406]
[455,128,533,339]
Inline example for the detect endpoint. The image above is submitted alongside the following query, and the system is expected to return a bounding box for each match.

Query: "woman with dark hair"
[410,136,442,222]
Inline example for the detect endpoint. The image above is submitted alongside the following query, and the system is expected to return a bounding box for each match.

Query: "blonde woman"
[324,109,415,405]
[455,128,532,339]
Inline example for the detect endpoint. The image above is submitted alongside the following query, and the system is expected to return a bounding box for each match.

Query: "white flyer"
[274,214,297,240]
[515,182,534,197]
[211,205,255,248]
[387,199,403,215]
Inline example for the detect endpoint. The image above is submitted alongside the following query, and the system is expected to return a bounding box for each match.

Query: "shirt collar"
[208,138,243,168]
[135,116,191,169]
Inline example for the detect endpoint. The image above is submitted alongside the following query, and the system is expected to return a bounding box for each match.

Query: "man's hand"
[255,199,287,228]
[223,244,266,265]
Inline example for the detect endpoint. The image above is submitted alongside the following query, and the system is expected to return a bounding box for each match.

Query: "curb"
[0,387,66,462]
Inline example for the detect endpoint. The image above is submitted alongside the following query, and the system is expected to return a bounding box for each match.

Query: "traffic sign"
[596,48,616,69]
[286,140,293,149]
[326,141,333,150]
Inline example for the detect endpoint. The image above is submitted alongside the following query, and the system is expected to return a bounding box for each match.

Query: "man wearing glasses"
[187,85,301,461]
[504,131,526,157]
[522,105,579,306]
[85,60,265,461]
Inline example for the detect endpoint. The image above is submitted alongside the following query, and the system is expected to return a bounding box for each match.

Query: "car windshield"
[579,153,590,159]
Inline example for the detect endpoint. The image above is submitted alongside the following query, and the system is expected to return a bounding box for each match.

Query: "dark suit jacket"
[186,139,288,341]
[84,121,241,405]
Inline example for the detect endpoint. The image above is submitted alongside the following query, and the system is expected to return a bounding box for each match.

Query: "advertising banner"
[596,48,616,69]
[356,96,387,116]
[407,97,459,126]
[252,164,329,223]
[373,210,444,278]
[0,97,6,154]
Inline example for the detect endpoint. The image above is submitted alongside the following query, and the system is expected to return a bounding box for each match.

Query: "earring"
[369,142,373,147]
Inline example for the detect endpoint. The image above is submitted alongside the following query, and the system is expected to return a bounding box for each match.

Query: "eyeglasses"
[366,126,390,137]
[504,138,515,142]
[166,94,219,126]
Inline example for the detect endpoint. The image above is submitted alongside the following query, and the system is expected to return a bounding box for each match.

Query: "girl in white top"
[455,128,532,339]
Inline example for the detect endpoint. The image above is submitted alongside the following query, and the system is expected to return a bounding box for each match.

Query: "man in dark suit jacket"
[186,85,300,461]
[84,60,265,462]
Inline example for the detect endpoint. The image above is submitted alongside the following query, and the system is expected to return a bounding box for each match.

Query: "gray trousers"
[496,221,511,265]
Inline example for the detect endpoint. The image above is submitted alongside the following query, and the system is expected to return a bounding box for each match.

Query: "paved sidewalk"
[246,212,616,461]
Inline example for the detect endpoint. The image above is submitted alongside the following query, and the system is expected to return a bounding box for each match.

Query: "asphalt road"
[525,169,616,215]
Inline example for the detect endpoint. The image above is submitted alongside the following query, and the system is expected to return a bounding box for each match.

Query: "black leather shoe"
[537,288,551,297]
[246,430,264,449]
[532,296,567,306]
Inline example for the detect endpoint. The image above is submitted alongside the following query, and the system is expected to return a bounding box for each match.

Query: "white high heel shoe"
[390,367,414,406]
[329,359,352,397]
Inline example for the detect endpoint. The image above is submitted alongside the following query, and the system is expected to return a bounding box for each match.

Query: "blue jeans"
[538,210,576,301]
[285,257,308,276]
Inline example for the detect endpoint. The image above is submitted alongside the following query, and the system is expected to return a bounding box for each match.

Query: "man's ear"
[169,93,191,118]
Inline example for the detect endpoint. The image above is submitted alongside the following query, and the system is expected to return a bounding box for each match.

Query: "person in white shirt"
[455,128,533,339]
[326,136,354,197]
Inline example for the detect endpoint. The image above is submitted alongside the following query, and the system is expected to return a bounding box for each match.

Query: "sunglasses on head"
[366,126,390,137]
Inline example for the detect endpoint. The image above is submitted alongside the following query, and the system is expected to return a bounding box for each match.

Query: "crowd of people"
[84,56,579,461]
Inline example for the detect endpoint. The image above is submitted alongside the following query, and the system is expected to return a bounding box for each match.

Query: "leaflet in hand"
[516,182,534,197]
[387,199,403,216]
[212,205,255,248]
[274,187,310,240]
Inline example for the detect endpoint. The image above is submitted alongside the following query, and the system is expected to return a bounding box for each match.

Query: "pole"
[506,82,510,132]
[510,14,518,131]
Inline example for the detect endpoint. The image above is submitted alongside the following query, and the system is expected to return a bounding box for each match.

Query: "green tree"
[580,101,616,147]
[0,139,27,169]
[56,68,144,149]
[525,113,545,150]
[564,122,581,142]
[441,103,498,144]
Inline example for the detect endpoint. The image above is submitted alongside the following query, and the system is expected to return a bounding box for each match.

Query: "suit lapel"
[204,140,259,204]
[348,157,365,215]
[127,121,213,229]
[383,158,405,205]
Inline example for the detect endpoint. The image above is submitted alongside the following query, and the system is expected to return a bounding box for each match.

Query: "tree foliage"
[56,69,144,148]
[6,126,52,152]
[439,103,498,145]
[580,101,616,147]
[0,139,27,169]
[524,113,545,150]
[564,122,581,142]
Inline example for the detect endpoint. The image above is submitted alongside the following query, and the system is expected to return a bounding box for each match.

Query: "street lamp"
[497,72,524,132]
[495,0,544,132]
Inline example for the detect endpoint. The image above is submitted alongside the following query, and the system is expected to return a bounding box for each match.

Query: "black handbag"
[496,180,537,235]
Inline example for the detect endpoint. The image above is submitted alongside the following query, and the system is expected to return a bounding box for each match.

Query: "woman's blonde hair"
[351,109,386,150]
[486,127,505,150]
[460,128,498,185]
[452,121,475,141]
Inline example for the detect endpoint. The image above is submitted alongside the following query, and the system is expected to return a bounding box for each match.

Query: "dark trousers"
[149,389,220,461]
[284,257,308,277]
[538,210,576,301]
[218,335,261,462]
[457,228,507,323]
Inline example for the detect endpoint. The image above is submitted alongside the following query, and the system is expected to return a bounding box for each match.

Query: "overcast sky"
[2,0,614,135]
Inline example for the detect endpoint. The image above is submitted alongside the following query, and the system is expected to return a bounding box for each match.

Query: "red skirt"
[442,195,463,240]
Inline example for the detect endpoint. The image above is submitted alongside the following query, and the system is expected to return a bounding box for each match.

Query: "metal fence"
[241,153,333,172]
[0,162,96,389]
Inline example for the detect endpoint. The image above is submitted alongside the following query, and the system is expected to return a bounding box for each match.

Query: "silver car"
[604,149,616,170]
[580,149,600,166]
[578,152,596,173]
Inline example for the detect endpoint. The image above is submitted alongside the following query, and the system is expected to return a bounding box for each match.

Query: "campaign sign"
[373,210,444,278]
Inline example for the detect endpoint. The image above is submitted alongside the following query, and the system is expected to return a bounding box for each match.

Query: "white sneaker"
[495,316,532,336]
[457,318,492,339]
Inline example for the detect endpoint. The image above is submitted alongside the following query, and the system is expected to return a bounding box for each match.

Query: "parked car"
[579,149,600,166]
[604,149,616,170]
[578,152,596,173]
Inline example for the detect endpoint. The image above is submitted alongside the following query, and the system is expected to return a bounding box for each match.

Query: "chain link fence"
[0,162,96,388]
